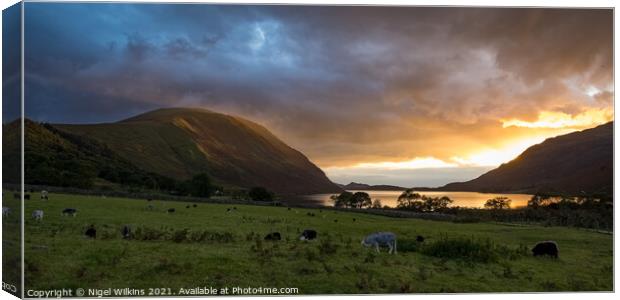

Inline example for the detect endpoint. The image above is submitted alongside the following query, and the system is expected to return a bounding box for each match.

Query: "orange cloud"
[501,108,613,129]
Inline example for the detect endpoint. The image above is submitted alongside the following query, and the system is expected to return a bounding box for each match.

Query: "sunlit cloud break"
[350,157,458,170]
[501,109,613,129]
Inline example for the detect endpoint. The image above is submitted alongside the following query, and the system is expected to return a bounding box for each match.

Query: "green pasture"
[3,192,612,294]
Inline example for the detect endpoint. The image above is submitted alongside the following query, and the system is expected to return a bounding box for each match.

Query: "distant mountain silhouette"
[440,122,613,196]
[338,182,408,191]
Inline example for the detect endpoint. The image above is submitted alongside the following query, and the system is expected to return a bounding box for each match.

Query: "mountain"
[53,108,342,195]
[339,182,408,191]
[440,122,613,196]
[6,119,178,190]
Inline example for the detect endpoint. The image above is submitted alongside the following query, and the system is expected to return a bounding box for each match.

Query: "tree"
[351,192,372,209]
[528,193,555,208]
[248,187,274,202]
[331,191,353,208]
[187,173,214,198]
[484,197,511,210]
[397,189,453,212]
[425,196,453,212]
[397,189,422,209]
[371,199,383,209]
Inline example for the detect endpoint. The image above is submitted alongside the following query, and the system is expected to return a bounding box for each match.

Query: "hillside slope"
[55,108,341,195]
[14,119,177,190]
[441,122,613,196]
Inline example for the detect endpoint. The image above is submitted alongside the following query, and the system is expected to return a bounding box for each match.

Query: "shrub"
[420,236,524,263]
[248,187,274,202]
[364,251,376,263]
[172,228,190,243]
[318,235,338,255]
[397,239,421,252]
[133,226,168,241]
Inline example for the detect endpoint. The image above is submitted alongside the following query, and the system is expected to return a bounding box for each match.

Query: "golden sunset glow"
[329,135,551,171]
[501,109,613,129]
[450,136,552,166]
[351,157,458,170]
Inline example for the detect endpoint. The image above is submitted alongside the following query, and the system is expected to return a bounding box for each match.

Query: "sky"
[15,4,614,187]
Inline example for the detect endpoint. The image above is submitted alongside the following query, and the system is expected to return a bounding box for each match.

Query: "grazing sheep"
[193,204,197,208]
[121,225,132,239]
[32,210,44,221]
[2,207,10,217]
[24,194,31,200]
[306,212,315,217]
[186,205,190,209]
[264,232,282,241]
[41,190,48,200]
[334,219,338,223]
[416,235,425,243]
[299,229,317,241]
[167,208,176,213]
[287,207,291,211]
[85,225,96,239]
[353,218,356,222]
[62,208,77,217]
[147,198,153,202]
[362,232,397,254]
[227,208,231,212]
[532,241,559,258]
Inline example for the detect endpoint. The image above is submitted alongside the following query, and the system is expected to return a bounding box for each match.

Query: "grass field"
[4,192,613,294]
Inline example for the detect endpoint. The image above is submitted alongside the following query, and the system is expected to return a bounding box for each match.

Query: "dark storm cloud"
[23,4,613,170]
[2,3,21,123]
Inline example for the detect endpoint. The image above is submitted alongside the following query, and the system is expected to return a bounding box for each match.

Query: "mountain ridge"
[52,107,342,195]
[338,182,408,191]
[438,122,613,196]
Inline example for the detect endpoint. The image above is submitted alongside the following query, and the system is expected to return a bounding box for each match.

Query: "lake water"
[301,190,533,209]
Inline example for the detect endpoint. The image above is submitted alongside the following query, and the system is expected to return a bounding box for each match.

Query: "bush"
[397,239,422,252]
[248,187,274,202]
[185,173,214,198]
[318,235,338,255]
[131,226,234,243]
[420,236,525,263]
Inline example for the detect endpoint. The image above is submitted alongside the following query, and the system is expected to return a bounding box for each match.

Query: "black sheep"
[416,235,425,243]
[122,225,132,239]
[85,225,96,239]
[186,205,190,209]
[167,208,176,213]
[299,229,317,241]
[193,204,197,208]
[264,232,282,241]
[62,208,77,216]
[532,241,559,258]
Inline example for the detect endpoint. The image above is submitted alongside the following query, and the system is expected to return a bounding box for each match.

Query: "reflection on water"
[301,190,533,208]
